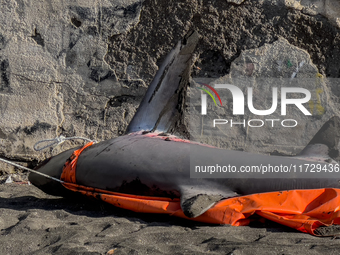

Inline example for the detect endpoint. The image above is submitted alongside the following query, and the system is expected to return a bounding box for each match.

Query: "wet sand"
[1,183,340,255]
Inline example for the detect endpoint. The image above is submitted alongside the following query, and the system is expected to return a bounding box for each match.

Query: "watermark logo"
[200,84,311,116]
[197,83,312,128]
[197,82,222,115]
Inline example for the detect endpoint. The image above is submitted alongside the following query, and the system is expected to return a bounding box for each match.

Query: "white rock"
[0,0,144,160]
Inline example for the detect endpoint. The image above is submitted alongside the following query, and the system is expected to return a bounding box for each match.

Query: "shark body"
[29,31,340,218]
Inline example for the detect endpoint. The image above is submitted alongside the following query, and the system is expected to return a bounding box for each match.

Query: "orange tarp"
[63,183,340,235]
[61,142,340,236]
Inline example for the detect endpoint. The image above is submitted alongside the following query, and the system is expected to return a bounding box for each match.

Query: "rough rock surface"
[0,0,145,165]
[1,0,340,164]
[284,0,340,28]
[189,38,339,155]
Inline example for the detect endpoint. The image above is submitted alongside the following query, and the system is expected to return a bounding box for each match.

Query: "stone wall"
[0,0,340,171]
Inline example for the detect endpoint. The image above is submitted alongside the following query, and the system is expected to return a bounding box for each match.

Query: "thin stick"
[0,157,64,183]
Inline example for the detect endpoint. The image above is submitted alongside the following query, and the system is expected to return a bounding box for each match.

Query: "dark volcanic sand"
[1,183,340,255]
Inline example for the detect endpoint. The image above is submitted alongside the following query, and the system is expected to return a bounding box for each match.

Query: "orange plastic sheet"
[60,141,94,183]
[61,142,340,236]
[62,183,340,235]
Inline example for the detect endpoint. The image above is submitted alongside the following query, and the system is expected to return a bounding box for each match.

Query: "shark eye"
[34,157,52,170]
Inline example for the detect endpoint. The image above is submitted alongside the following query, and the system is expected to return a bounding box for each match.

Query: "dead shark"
[28,31,340,219]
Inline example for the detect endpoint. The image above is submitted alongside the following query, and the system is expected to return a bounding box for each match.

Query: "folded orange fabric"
[63,182,340,235]
[60,142,340,236]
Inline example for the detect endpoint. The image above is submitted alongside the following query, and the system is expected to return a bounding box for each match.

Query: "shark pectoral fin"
[179,187,237,218]
[180,193,224,218]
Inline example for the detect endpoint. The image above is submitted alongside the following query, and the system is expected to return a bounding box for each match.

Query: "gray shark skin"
[29,31,340,219]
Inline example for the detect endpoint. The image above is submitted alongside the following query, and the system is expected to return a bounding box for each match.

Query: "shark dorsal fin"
[297,116,340,161]
[307,116,340,159]
[296,144,333,163]
[125,31,199,134]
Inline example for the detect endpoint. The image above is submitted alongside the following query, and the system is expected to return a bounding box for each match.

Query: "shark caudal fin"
[297,116,340,162]
[125,31,199,134]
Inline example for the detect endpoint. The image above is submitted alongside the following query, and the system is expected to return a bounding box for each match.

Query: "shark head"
[28,148,76,197]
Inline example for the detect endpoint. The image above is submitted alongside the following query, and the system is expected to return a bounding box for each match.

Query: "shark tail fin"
[125,30,199,135]
[297,116,340,161]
